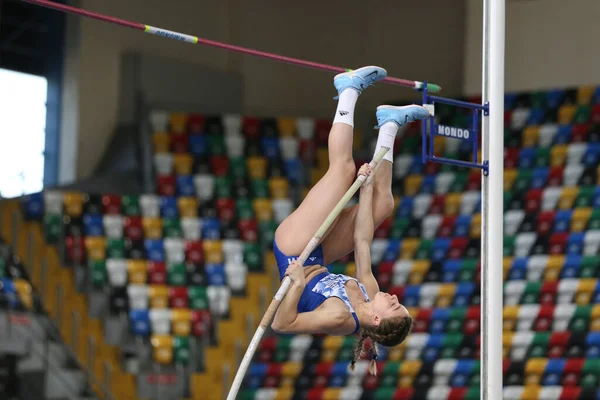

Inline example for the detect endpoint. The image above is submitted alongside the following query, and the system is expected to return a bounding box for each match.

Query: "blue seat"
[432,238,451,263]
[129,310,151,336]
[408,156,423,174]
[261,137,280,159]
[83,214,104,237]
[422,334,444,363]
[284,159,303,185]
[546,89,565,109]
[245,375,263,389]
[330,361,349,386]
[383,239,402,262]
[554,125,572,144]
[553,210,573,233]
[397,197,414,218]
[504,93,517,110]
[508,258,528,281]
[586,332,600,358]
[593,281,600,304]
[560,255,582,279]
[454,282,475,306]
[403,285,421,307]
[518,148,537,169]
[160,196,178,218]
[527,108,544,125]
[451,359,475,387]
[593,187,600,209]
[454,216,472,237]
[421,176,436,194]
[566,232,585,255]
[205,263,227,286]
[22,193,44,220]
[176,175,195,197]
[0,278,18,308]
[531,167,549,189]
[329,374,346,388]
[542,358,565,386]
[144,239,165,262]
[201,217,221,240]
[442,260,462,282]
[592,86,600,104]
[583,143,600,167]
[189,135,208,156]
[249,363,268,378]
[430,308,450,334]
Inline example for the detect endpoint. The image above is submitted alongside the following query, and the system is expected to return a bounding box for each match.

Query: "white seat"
[538,124,558,148]
[127,285,149,310]
[563,165,584,186]
[272,199,294,224]
[504,280,526,306]
[510,331,534,361]
[346,360,369,386]
[289,335,312,362]
[150,111,169,132]
[427,386,450,400]
[44,191,64,214]
[181,217,202,241]
[444,136,461,154]
[557,278,579,304]
[405,333,429,360]
[339,386,363,400]
[433,359,457,386]
[541,187,562,211]
[164,238,185,264]
[504,210,525,236]
[103,215,124,239]
[460,191,481,216]
[566,143,587,166]
[370,239,388,265]
[222,239,244,264]
[149,308,172,334]
[393,155,413,178]
[584,230,600,256]
[296,118,315,139]
[422,215,443,240]
[106,259,128,287]
[552,304,576,331]
[413,194,433,219]
[539,386,562,400]
[224,262,248,291]
[511,107,531,130]
[503,386,524,400]
[516,304,540,331]
[419,283,440,308]
[225,135,245,158]
[435,172,455,195]
[222,114,242,136]
[254,389,277,400]
[280,137,299,160]
[154,153,173,176]
[193,174,215,202]
[392,260,412,286]
[526,255,548,282]
[140,194,160,218]
[514,232,537,258]
[207,286,231,317]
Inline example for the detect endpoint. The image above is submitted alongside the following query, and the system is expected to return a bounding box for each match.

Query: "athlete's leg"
[321,105,430,264]
[275,66,387,255]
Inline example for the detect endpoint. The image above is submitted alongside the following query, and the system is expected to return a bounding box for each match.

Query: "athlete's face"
[371,292,409,324]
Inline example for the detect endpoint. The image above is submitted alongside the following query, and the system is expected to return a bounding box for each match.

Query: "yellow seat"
[14,279,33,310]
[142,217,163,239]
[571,207,592,232]
[558,187,578,210]
[578,85,595,104]
[470,213,482,238]
[503,332,515,358]
[169,113,187,134]
[393,195,401,215]
[302,187,311,200]
[247,157,267,179]
[64,192,83,218]
[504,169,518,191]
[433,136,445,154]
[404,175,423,196]
[522,126,540,147]
[408,261,430,285]
[400,238,420,259]
[591,305,600,331]
[576,278,597,306]
[171,309,192,336]
[558,104,577,124]
[274,387,294,400]
[153,132,170,153]
[178,197,198,218]
[127,260,147,284]
[436,284,457,308]
[264,251,277,276]
[84,237,106,261]
[525,358,548,386]
[278,118,296,137]
[323,388,341,400]
[151,334,174,364]
[317,148,329,169]
[503,305,519,331]
[445,194,461,216]
[399,360,422,387]
[311,167,326,186]
[550,145,567,167]
[269,177,289,199]
[323,336,343,351]
[345,262,356,277]
[148,285,169,309]
[521,384,541,400]
[253,199,273,222]
[282,362,302,378]
[203,240,223,263]
[173,153,193,175]
[388,346,405,361]
[503,257,514,281]
[544,256,565,282]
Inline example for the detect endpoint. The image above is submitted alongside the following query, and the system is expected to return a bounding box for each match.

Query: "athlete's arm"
[353,164,380,298]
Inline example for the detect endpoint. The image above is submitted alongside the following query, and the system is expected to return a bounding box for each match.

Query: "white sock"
[333,89,359,127]
[374,122,399,162]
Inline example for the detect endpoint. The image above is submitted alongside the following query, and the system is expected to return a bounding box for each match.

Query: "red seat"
[394,388,415,400]
[315,362,333,379]
[374,217,393,238]
[187,114,205,134]
[591,104,600,124]
[376,261,394,289]
[571,124,590,142]
[169,287,189,308]
[65,236,86,264]
[504,148,519,168]
[562,358,584,386]
[171,134,189,153]
[185,241,203,264]
[299,139,316,164]
[259,336,276,352]
[389,286,405,303]
[215,198,235,222]
[464,306,481,335]
[534,304,555,332]
[307,388,325,400]
[429,195,446,215]
[413,308,432,333]
[147,261,167,284]
[559,387,581,400]
[102,194,122,215]
[266,363,282,379]
[503,359,511,375]
[242,117,260,139]
[191,310,211,336]
[448,237,469,259]
[238,219,258,242]
[124,216,143,240]
[525,189,543,213]
[157,175,176,196]
[537,211,556,236]
[448,387,468,400]
[466,170,482,190]
[438,216,457,238]
[548,331,570,358]
[540,281,558,304]
[504,110,512,125]
[424,161,441,175]
[549,232,569,254]
[262,375,279,388]
[210,156,229,176]
[547,167,564,187]
[362,371,381,391]
[315,120,332,145]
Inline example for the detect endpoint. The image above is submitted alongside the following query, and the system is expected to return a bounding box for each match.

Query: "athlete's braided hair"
[349,315,413,375]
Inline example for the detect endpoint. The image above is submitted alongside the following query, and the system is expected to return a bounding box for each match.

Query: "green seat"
[258,221,277,248]
[106,238,125,258]
[173,336,190,365]
[236,198,254,220]
[328,262,346,275]
[465,387,481,400]
[400,136,419,154]
[588,209,600,230]
[375,388,397,398]
[208,134,226,155]
[415,239,433,259]
[238,390,256,400]
[504,236,516,257]
[440,333,463,358]
[527,332,550,359]
[503,191,512,212]
[522,281,541,304]
[163,218,182,238]
[90,260,107,288]
[513,169,533,192]
[229,157,247,180]
[0,258,5,278]
[581,256,600,278]
[122,195,140,216]
[273,336,291,362]
[44,214,62,244]
[505,129,521,149]
[535,148,550,167]
[188,286,209,309]
[215,177,232,198]
[244,243,262,271]
[447,308,466,334]
[468,360,480,387]
[450,172,468,193]
[251,179,269,199]
[575,185,595,207]
[574,104,591,124]
[338,336,356,361]
[569,305,591,332]
[530,91,546,109]
[459,259,478,282]
[168,263,187,286]
[390,218,409,239]
[581,359,600,389]
[380,362,400,388]
[440,155,459,172]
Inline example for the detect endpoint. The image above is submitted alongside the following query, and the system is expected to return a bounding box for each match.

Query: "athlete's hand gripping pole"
[226,146,390,400]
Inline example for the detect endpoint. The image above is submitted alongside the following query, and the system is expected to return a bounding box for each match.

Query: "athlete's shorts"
[273,239,325,280]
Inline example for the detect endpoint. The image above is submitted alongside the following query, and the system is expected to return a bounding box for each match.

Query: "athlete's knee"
[376,193,395,219]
